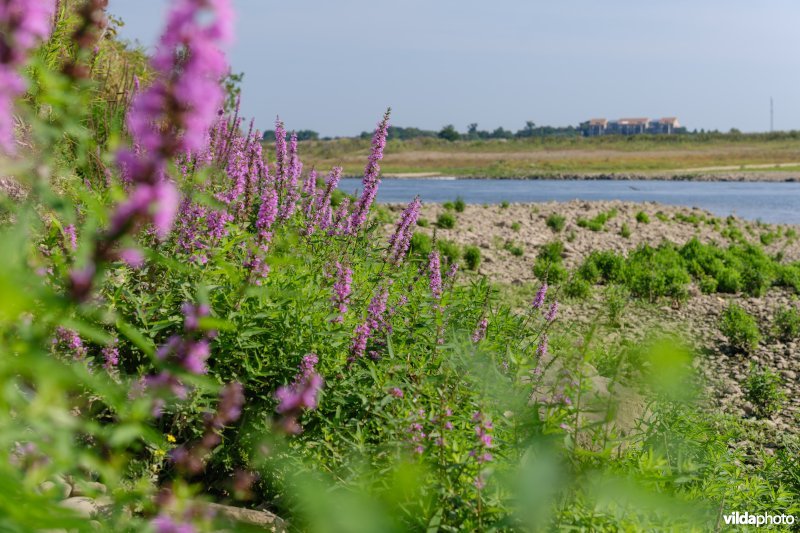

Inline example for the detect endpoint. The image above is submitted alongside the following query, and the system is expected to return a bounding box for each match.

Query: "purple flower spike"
[348,110,390,231]
[545,301,558,322]
[532,282,548,310]
[387,196,421,265]
[428,250,442,300]
[471,317,488,343]
[0,0,56,153]
[331,262,352,322]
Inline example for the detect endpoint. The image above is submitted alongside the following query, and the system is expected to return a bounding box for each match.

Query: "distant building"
[581,117,682,136]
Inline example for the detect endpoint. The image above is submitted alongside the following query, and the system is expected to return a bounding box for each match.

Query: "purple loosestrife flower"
[256,187,278,242]
[428,250,442,300]
[350,285,390,360]
[545,300,558,322]
[0,0,56,153]
[470,412,494,464]
[82,0,233,301]
[273,119,287,189]
[532,282,548,310]
[348,109,390,231]
[102,339,119,370]
[278,132,302,219]
[387,196,421,265]
[156,303,214,374]
[275,354,324,434]
[208,381,244,429]
[329,197,351,236]
[330,262,352,322]
[536,333,548,360]
[446,262,459,279]
[389,387,404,398]
[63,224,78,252]
[151,515,196,533]
[472,317,488,343]
[314,167,342,231]
[54,327,88,359]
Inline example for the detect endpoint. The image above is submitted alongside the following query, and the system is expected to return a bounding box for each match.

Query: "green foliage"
[719,304,761,353]
[546,213,566,232]
[576,208,617,232]
[436,239,461,264]
[564,277,591,299]
[436,212,456,229]
[454,196,466,212]
[773,305,800,341]
[511,221,521,232]
[533,241,568,283]
[463,245,481,270]
[625,244,690,302]
[504,241,524,257]
[620,223,632,238]
[635,211,650,224]
[500,200,510,209]
[410,232,433,256]
[744,363,785,418]
[416,218,429,228]
[604,284,630,327]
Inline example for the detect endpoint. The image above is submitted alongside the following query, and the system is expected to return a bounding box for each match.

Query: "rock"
[59,497,99,518]
[38,480,71,499]
[197,502,287,531]
[71,481,107,497]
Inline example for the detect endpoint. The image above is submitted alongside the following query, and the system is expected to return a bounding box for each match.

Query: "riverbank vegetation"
[0,1,798,531]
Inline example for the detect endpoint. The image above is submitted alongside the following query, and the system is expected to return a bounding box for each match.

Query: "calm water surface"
[339,178,800,224]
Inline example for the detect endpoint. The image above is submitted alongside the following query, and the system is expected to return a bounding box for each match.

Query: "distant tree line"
[261,124,800,143]
[357,121,581,141]
[261,129,320,142]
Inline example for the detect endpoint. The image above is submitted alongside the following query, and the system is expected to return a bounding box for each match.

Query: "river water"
[338,178,800,224]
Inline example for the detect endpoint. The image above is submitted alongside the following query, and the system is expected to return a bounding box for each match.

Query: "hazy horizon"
[108,1,800,137]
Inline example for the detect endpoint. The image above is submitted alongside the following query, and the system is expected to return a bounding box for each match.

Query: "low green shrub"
[744,363,785,418]
[500,200,510,209]
[546,213,566,232]
[416,218,429,227]
[511,222,521,232]
[635,211,650,224]
[411,232,433,256]
[564,277,591,299]
[604,284,630,327]
[437,212,456,229]
[620,223,632,238]
[773,305,800,341]
[454,196,466,212]
[463,245,481,270]
[533,241,568,284]
[504,241,524,257]
[437,239,461,264]
[719,303,761,353]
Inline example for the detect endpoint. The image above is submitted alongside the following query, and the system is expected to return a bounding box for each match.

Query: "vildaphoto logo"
[722,511,795,527]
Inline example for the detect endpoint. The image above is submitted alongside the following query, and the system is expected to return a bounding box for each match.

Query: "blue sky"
[108,0,800,136]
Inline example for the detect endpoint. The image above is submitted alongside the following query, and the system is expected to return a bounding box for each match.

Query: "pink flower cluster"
[331,262,352,322]
[386,196,421,265]
[275,353,324,434]
[348,109,390,232]
[0,0,55,153]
